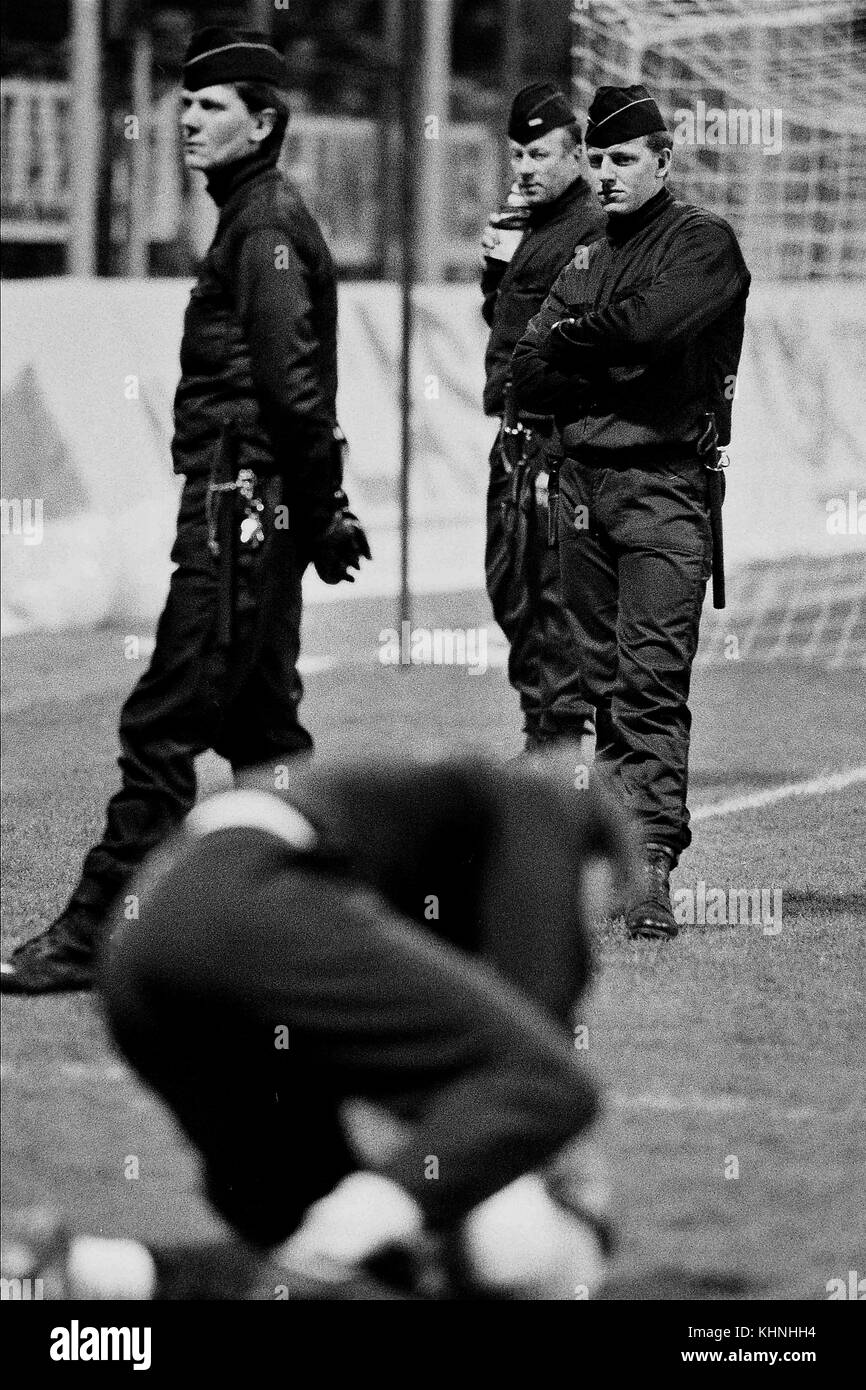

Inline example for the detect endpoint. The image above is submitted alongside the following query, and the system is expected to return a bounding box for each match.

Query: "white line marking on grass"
[611,1092,817,1121]
[692,766,866,822]
[298,655,336,675]
[0,1064,819,1123]
[612,1090,748,1114]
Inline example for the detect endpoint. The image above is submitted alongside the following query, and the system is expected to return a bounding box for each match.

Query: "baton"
[697,413,728,610]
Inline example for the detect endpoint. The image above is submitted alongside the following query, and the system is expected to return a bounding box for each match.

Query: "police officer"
[512,85,750,938]
[481,84,604,751]
[1,28,370,994]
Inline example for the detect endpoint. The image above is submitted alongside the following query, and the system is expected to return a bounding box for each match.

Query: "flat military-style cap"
[585,84,667,148]
[182,26,287,91]
[508,82,579,145]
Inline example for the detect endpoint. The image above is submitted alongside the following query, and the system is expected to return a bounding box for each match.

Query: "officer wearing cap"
[512,85,750,938]
[1,27,370,994]
[480,83,604,752]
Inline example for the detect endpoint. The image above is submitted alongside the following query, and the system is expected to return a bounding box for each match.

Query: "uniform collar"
[528,174,592,229]
[604,186,673,245]
[205,144,281,210]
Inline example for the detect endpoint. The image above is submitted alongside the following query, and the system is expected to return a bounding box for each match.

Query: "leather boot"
[0,906,100,994]
[625,844,678,940]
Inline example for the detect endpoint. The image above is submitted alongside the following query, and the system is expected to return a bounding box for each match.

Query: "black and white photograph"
[0,0,863,1357]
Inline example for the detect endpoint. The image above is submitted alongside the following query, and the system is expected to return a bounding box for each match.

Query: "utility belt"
[565,442,703,470]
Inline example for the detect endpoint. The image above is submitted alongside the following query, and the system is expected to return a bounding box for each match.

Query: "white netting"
[696,554,866,669]
[571,0,866,280]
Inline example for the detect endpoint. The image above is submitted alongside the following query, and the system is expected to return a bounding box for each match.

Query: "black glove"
[541,316,585,365]
[312,502,372,584]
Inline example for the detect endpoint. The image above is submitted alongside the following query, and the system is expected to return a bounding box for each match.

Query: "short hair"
[558,121,583,150]
[644,130,674,157]
[234,81,290,152]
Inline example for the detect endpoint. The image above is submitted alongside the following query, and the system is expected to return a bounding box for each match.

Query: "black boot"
[0,905,100,994]
[625,844,678,940]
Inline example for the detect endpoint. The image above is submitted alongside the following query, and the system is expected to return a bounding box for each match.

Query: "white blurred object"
[66,1235,157,1299]
[486,184,530,263]
[460,1172,606,1300]
[276,1172,424,1269]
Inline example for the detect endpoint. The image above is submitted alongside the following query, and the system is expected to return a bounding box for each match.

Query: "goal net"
[570,0,866,280]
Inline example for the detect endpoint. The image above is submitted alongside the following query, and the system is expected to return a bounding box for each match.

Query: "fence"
[0,77,499,275]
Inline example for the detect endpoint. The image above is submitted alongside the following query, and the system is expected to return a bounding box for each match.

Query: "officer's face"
[508,128,582,206]
[586,137,672,216]
[180,85,276,172]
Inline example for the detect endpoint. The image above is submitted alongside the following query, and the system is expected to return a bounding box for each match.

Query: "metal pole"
[69,0,101,275]
[500,0,522,188]
[398,0,421,636]
[126,25,152,278]
[416,0,453,283]
[375,0,402,276]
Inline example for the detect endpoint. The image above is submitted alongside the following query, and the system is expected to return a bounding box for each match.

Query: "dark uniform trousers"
[557,458,713,858]
[485,429,593,744]
[72,476,312,916]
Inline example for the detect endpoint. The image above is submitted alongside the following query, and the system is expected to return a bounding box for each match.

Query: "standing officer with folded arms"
[512,85,750,938]
[2,27,370,994]
[481,83,603,752]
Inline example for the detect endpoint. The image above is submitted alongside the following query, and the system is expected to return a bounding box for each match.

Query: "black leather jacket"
[171,145,340,526]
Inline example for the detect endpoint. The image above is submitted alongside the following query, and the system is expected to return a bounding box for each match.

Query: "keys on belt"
[207,468,265,557]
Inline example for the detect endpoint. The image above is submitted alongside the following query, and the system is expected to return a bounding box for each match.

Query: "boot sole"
[0,962,94,994]
[628,926,678,940]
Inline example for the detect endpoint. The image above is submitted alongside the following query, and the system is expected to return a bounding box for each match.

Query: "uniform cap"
[508,82,579,146]
[585,85,667,149]
[182,26,287,91]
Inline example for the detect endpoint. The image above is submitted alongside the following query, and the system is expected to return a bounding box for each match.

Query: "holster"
[546,457,561,548]
[696,412,728,609]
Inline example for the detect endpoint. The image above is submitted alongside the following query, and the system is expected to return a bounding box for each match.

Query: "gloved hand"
[541,316,585,365]
[311,503,372,584]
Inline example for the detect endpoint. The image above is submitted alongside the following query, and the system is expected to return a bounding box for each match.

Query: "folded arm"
[511,270,595,415]
[545,221,748,367]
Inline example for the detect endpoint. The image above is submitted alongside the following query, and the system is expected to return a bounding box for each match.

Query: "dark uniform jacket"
[512,187,750,460]
[481,175,604,418]
[171,146,340,526]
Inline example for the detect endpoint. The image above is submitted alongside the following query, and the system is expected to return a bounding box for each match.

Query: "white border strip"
[691,766,866,822]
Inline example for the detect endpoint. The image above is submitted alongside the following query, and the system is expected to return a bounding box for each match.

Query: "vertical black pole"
[398,0,419,639]
[500,0,522,189]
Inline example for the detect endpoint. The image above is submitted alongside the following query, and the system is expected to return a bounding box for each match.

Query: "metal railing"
[1,78,499,274]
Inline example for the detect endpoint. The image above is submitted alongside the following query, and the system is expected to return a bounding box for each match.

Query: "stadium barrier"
[1,279,864,665]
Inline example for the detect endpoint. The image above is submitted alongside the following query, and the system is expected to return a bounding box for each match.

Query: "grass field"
[2,589,864,1301]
